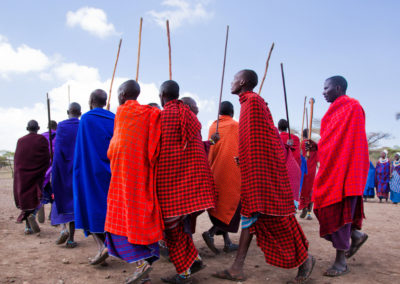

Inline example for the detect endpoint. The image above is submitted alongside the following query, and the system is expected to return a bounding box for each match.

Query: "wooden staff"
[106,38,123,110]
[136,17,143,82]
[166,20,172,80]
[280,63,291,139]
[46,93,54,163]
[258,42,275,95]
[300,96,307,145]
[307,98,315,158]
[215,25,229,134]
[305,107,309,130]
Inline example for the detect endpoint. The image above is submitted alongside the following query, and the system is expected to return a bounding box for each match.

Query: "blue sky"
[0,0,399,151]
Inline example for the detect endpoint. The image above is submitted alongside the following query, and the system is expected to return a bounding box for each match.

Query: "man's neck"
[239,87,254,95]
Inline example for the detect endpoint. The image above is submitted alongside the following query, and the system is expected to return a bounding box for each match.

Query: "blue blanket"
[52,117,80,214]
[73,108,115,235]
[363,161,375,198]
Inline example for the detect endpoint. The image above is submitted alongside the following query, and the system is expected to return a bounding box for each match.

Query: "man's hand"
[304,139,318,151]
[287,139,294,147]
[234,156,240,166]
[210,132,220,144]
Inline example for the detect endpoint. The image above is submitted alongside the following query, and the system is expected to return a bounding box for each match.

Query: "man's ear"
[240,79,246,86]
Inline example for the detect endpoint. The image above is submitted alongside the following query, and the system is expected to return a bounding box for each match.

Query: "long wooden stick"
[106,38,123,110]
[280,63,291,139]
[215,25,229,134]
[46,93,54,163]
[166,20,172,80]
[307,98,315,158]
[305,107,309,130]
[136,17,143,82]
[300,96,307,145]
[258,42,275,95]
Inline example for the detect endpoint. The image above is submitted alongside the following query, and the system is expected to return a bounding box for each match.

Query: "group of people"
[364,150,400,204]
[13,71,370,284]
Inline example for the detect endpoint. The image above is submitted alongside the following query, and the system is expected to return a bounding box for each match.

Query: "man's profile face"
[231,73,242,95]
[323,79,339,103]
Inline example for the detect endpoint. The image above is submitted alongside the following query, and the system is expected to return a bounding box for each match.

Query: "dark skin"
[323,79,345,103]
[215,70,314,282]
[118,80,140,105]
[89,89,107,110]
[26,120,40,134]
[67,102,82,118]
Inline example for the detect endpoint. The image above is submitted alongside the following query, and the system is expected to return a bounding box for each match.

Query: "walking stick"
[258,42,274,95]
[300,96,307,154]
[305,107,309,130]
[280,63,291,139]
[166,20,172,80]
[215,25,229,134]
[307,98,315,158]
[46,93,54,163]
[136,17,143,82]
[106,38,123,110]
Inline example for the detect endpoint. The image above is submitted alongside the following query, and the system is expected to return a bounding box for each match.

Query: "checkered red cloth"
[250,214,309,269]
[156,99,216,218]
[280,132,301,166]
[299,140,318,209]
[105,100,163,245]
[165,219,198,273]
[238,92,295,217]
[313,95,369,209]
[314,196,364,237]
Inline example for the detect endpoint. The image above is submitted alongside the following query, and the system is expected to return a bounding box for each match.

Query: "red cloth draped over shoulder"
[299,140,318,209]
[156,99,216,218]
[208,115,241,224]
[105,100,163,245]
[312,95,369,209]
[14,133,50,211]
[280,132,301,166]
[238,92,295,217]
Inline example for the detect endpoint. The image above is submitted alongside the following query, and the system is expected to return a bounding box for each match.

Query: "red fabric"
[314,197,364,237]
[165,220,198,273]
[14,133,50,211]
[283,145,301,201]
[299,140,318,209]
[238,92,295,217]
[313,95,369,209]
[105,100,163,245]
[280,132,301,166]
[250,214,309,269]
[156,100,216,218]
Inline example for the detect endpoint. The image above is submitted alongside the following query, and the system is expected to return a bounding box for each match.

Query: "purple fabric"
[324,196,358,250]
[51,199,74,225]
[375,161,390,198]
[105,233,159,264]
[41,131,56,187]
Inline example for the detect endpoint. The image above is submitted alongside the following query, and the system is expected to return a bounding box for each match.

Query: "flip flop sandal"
[37,206,45,223]
[66,240,78,248]
[202,231,220,254]
[55,231,69,245]
[345,234,368,258]
[27,215,40,233]
[223,243,239,253]
[323,266,350,277]
[161,274,192,284]
[90,248,109,265]
[126,265,153,284]
[24,228,34,235]
[190,260,206,274]
[212,269,246,282]
[295,256,316,284]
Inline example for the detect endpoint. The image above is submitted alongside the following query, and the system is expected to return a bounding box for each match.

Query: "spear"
[215,25,229,134]
[280,63,291,139]
[307,98,315,158]
[136,17,143,82]
[46,93,54,163]
[106,38,123,110]
[166,20,172,80]
[258,42,275,95]
[300,96,307,145]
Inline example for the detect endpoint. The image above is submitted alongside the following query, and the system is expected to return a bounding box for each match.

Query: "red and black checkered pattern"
[314,196,364,237]
[313,95,369,209]
[250,214,309,269]
[156,99,216,218]
[165,219,198,273]
[238,92,295,217]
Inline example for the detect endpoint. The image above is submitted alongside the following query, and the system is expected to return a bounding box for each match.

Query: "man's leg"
[345,229,368,258]
[90,233,109,265]
[66,222,77,248]
[202,226,219,254]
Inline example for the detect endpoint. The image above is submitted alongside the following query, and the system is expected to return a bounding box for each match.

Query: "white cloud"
[66,7,119,38]
[0,36,52,78]
[181,91,216,113]
[147,0,213,29]
[53,63,100,82]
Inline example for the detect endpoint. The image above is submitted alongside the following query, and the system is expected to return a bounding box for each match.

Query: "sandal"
[345,233,368,258]
[90,247,109,265]
[223,243,239,253]
[161,274,192,284]
[27,214,40,233]
[324,265,350,277]
[24,228,34,235]
[202,231,220,254]
[295,255,316,283]
[212,269,246,281]
[126,263,153,284]
[66,240,77,248]
[190,260,206,274]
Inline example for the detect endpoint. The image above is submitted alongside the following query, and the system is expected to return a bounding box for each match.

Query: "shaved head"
[160,80,179,107]
[181,97,199,115]
[48,120,57,131]
[89,89,107,109]
[219,101,234,117]
[27,120,39,133]
[278,119,289,132]
[68,102,81,118]
[118,80,141,105]
[148,102,161,109]
[231,69,258,95]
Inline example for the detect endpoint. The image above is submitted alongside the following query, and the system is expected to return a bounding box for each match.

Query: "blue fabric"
[73,108,115,236]
[299,155,308,196]
[363,161,376,198]
[241,213,260,229]
[51,200,75,225]
[390,165,400,203]
[52,117,80,215]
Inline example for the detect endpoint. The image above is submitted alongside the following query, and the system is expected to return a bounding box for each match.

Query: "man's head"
[118,80,141,105]
[323,76,347,103]
[159,80,179,107]
[231,69,258,95]
[67,102,82,118]
[26,120,40,133]
[48,120,57,131]
[148,103,161,109]
[303,128,309,139]
[181,97,199,116]
[89,89,107,109]
[278,119,289,132]
[220,101,234,117]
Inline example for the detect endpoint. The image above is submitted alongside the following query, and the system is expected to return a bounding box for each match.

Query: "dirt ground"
[1,169,399,284]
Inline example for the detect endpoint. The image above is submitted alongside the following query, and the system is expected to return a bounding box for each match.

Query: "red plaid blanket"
[156,100,216,218]
[238,92,295,217]
[313,95,369,209]
[105,100,163,245]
